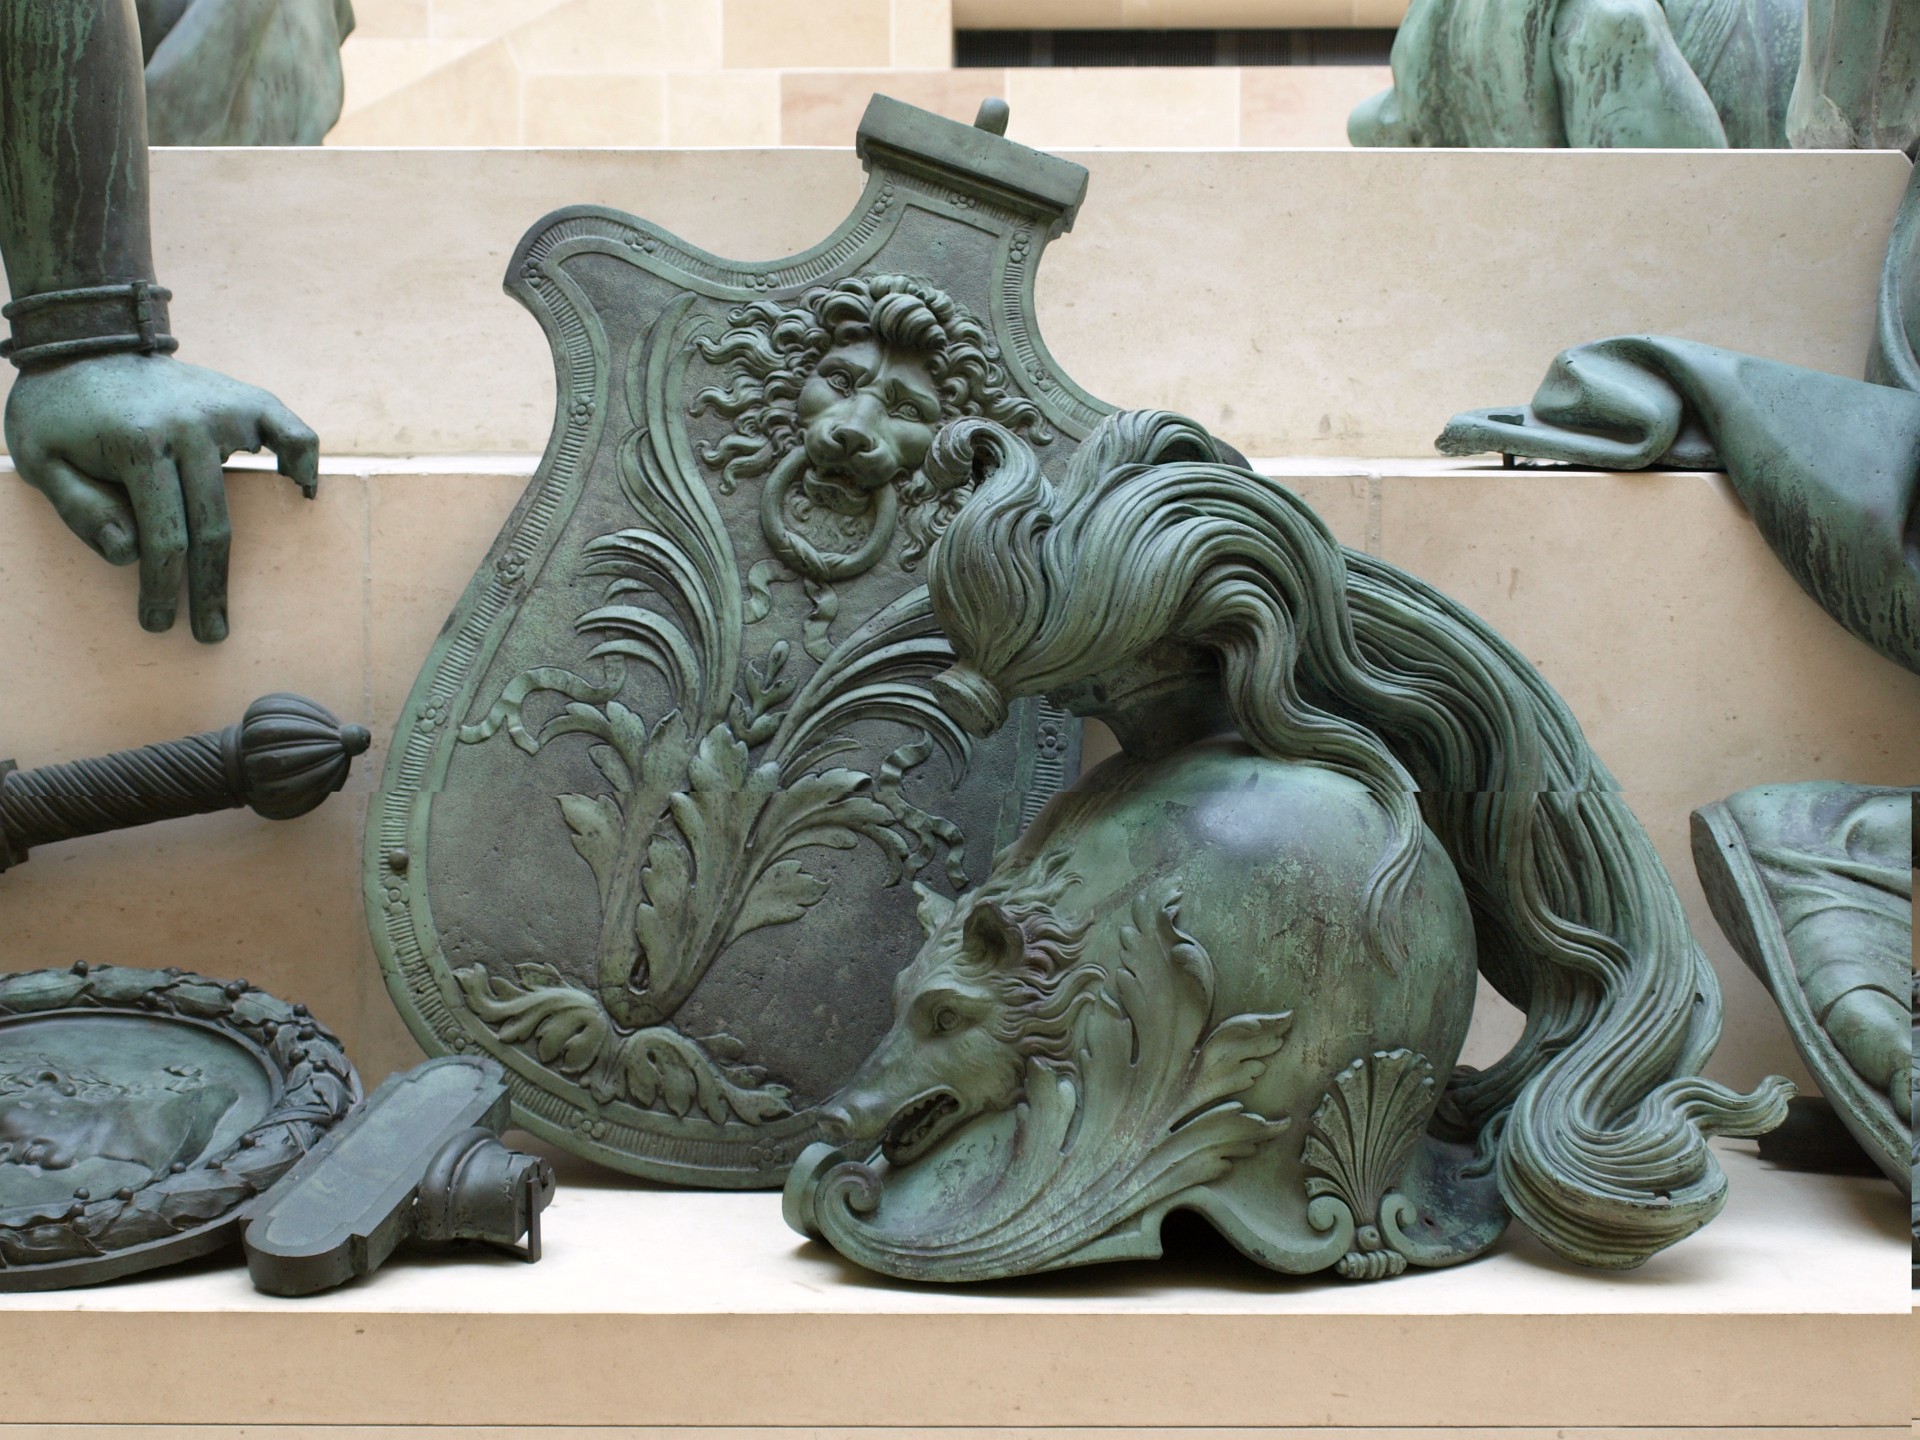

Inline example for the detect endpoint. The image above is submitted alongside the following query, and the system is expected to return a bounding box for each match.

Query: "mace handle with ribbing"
[0,694,370,871]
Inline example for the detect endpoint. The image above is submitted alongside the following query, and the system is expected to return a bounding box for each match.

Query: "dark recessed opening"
[955,28,1397,68]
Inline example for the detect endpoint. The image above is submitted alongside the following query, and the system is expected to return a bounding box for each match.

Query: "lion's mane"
[690,275,1050,567]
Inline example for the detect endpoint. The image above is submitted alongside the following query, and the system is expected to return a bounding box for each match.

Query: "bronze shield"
[368,98,1109,1184]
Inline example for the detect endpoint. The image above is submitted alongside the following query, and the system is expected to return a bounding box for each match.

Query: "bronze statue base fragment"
[243,1055,555,1296]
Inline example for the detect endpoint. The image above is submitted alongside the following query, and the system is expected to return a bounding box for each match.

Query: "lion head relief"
[690,275,1050,579]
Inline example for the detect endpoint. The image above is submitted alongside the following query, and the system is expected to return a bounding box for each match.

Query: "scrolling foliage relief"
[450,284,1048,1127]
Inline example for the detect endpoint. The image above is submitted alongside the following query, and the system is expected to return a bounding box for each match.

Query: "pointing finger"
[175,429,233,644]
[123,448,189,633]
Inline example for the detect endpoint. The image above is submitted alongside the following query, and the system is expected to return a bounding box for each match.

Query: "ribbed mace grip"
[0,694,371,871]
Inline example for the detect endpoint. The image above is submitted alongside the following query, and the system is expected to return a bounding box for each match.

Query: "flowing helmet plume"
[920,408,1791,1267]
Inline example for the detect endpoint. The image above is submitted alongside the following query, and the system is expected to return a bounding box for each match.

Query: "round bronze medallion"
[0,964,359,1291]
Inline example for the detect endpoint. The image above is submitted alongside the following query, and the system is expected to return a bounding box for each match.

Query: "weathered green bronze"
[1444,335,1919,672]
[1350,0,1918,153]
[370,97,1110,1187]
[784,409,1793,1282]
[0,968,556,1294]
[1350,0,1803,147]
[1788,0,1920,153]
[0,693,369,872]
[0,963,360,1292]
[243,1055,555,1296]
[1440,160,1920,675]
[1,0,322,642]
[1692,784,1911,1185]
[1438,159,1917,1198]
[137,0,355,146]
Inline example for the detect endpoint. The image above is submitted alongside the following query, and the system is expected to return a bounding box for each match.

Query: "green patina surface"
[1352,0,1914,152]
[0,0,322,642]
[1440,145,1918,1200]
[786,408,1792,1282]
[366,98,1092,1188]
[1693,784,1912,1188]
[136,0,354,147]
[0,964,359,1292]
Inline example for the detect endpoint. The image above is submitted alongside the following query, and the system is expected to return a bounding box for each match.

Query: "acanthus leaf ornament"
[788,875,1296,1282]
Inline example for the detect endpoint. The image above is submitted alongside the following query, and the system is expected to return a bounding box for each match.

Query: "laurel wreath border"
[0,963,360,1277]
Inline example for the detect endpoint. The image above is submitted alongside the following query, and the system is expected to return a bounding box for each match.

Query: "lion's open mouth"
[880,1088,962,1166]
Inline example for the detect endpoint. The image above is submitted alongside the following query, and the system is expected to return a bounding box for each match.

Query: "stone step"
[0,148,1903,459]
[2,457,1911,1097]
[0,1139,1903,1428]
[953,0,1412,26]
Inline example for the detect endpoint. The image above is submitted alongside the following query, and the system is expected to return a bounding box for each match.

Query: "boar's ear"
[912,881,958,938]
[961,899,1021,969]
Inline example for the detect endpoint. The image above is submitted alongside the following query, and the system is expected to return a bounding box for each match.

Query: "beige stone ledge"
[3,456,1909,1097]
[1040,149,1907,457]
[327,37,523,144]
[503,0,725,75]
[17,148,1901,458]
[4,1315,1902,1426]
[669,69,784,146]
[955,0,1409,23]
[724,0,896,70]
[782,68,1006,144]
[523,71,668,145]
[431,0,575,42]
[349,63,1411,151]
[347,0,428,39]
[894,0,957,67]
[1241,61,1389,144]
[332,5,1402,145]
[0,1146,1903,1427]
[958,0,1124,23]
[1004,66,1242,145]
[1124,0,1349,24]
[334,35,489,116]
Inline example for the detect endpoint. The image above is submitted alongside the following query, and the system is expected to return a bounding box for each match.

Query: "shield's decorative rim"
[1693,800,1908,1187]
[0,963,361,1292]
[366,98,1102,1186]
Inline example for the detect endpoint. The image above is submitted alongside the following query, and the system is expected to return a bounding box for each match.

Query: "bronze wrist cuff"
[1,280,179,372]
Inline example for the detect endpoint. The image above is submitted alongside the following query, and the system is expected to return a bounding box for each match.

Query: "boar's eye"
[916,992,971,1036]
